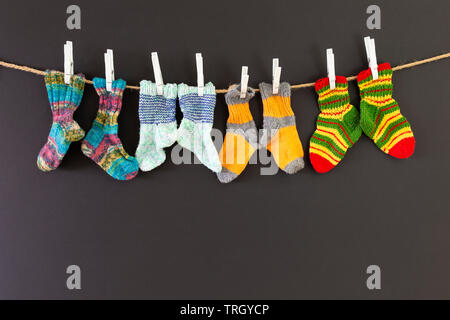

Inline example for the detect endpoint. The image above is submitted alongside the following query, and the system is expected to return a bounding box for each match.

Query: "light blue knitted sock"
[136,81,178,172]
[177,83,221,173]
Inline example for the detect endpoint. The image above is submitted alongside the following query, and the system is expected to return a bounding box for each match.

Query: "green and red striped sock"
[309,76,362,173]
[357,63,415,158]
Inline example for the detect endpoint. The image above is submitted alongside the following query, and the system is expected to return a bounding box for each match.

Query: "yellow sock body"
[217,85,257,183]
[259,82,304,174]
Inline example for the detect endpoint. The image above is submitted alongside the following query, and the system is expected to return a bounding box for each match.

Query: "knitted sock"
[81,78,139,180]
[136,81,178,171]
[177,83,221,173]
[259,82,304,174]
[310,76,362,173]
[217,85,257,183]
[37,70,85,172]
[357,63,415,158]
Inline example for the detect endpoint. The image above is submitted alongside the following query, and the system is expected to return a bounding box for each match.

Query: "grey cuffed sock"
[258,82,305,175]
[217,85,258,183]
[259,82,291,99]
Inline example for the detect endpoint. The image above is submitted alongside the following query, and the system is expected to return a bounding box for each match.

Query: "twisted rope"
[0,52,448,94]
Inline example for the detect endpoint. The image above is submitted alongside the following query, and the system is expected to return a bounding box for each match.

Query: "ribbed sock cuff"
[140,81,177,99]
[357,63,392,84]
[315,76,348,94]
[259,82,290,99]
[259,82,294,118]
[44,70,64,86]
[357,63,393,97]
[314,76,350,111]
[225,84,255,105]
[177,82,216,97]
[93,78,126,97]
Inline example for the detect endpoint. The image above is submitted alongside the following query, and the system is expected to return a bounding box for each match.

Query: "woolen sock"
[81,78,139,180]
[357,63,415,158]
[217,84,258,183]
[310,76,362,173]
[177,82,221,173]
[37,70,85,172]
[259,82,304,174]
[136,81,178,172]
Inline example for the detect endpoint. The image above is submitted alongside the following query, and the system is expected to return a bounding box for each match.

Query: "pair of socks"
[217,83,304,183]
[37,72,139,181]
[37,70,85,171]
[310,63,415,173]
[136,82,221,173]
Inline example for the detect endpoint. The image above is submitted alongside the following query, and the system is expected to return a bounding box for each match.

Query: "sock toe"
[310,153,335,173]
[217,167,239,183]
[111,159,139,180]
[138,157,164,172]
[283,157,305,174]
[136,146,166,172]
[37,157,56,172]
[388,137,415,159]
[125,162,139,180]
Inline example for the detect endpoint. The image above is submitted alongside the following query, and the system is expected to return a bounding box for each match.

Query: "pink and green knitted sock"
[81,78,139,180]
[37,70,85,172]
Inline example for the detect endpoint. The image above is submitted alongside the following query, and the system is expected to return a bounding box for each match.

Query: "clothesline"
[0,52,449,94]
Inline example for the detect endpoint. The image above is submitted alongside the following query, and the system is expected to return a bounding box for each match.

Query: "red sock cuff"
[357,63,392,83]
[315,76,348,93]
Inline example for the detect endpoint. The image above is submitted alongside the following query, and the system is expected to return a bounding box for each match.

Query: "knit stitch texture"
[37,70,85,172]
[310,76,362,173]
[177,82,221,173]
[136,81,178,172]
[357,63,415,158]
[81,78,139,180]
[259,82,304,174]
[217,84,257,183]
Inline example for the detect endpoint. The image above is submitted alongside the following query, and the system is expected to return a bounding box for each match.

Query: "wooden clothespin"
[104,49,115,92]
[240,66,249,98]
[64,41,74,84]
[326,48,336,89]
[151,52,164,95]
[364,36,378,80]
[196,53,204,96]
[272,58,281,94]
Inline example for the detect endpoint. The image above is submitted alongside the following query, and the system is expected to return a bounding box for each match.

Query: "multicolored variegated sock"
[136,81,178,172]
[81,78,139,180]
[37,70,85,172]
[310,76,362,173]
[177,82,221,173]
[357,63,415,158]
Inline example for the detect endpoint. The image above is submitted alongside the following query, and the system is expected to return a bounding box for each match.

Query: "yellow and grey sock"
[259,82,304,174]
[217,85,257,183]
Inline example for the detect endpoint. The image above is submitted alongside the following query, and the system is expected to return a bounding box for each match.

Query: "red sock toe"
[388,137,415,159]
[310,153,336,173]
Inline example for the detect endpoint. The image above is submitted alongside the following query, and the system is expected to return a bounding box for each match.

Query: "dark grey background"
[0,0,448,299]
